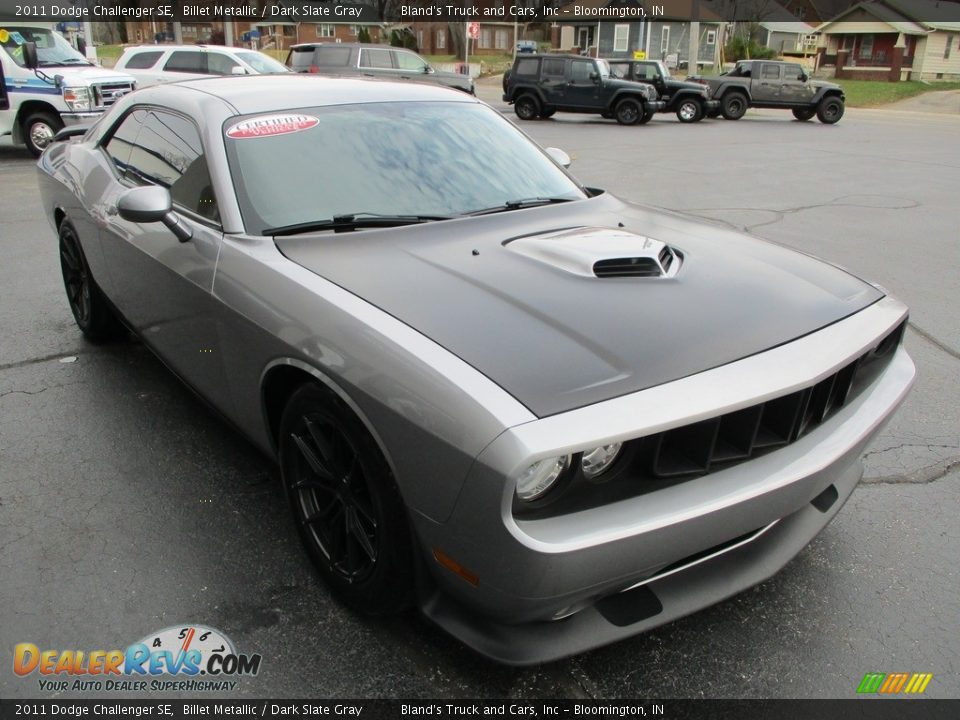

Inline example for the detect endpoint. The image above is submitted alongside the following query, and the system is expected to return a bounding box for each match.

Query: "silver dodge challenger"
[37,75,915,664]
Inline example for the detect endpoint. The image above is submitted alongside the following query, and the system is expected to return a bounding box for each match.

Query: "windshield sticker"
[0,30,8,44]
[10,31,25,45]
[226,114,320,140]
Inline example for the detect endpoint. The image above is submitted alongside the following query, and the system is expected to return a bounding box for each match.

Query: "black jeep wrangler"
[502,55,665,126]
[607,59,719,123]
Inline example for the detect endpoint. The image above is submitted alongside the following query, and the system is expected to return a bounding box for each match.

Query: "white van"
[0,23,136,156]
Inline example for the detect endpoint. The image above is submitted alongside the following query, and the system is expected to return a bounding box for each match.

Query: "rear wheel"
[816,96,844,124]
[676,98,703,123]
[721,92,748,120]
[23,111,63,157]
[514,94,540,121]
[279,382,414,615]
[58,220,122,341]
[614,98,642,126]
[792,106,816,121]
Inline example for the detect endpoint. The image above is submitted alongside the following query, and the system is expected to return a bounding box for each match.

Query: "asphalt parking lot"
[1,101,958,699]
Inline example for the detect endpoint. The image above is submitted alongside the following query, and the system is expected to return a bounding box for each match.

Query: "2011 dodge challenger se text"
[37,74,915,665]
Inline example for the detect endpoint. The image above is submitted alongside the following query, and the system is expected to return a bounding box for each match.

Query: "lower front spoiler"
[420,458,862,666]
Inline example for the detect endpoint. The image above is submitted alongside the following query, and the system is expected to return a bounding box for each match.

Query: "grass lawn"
[835,79,960,107]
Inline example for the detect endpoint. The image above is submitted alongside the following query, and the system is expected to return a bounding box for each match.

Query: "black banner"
[2,0,960,23]
[2,700,960,720]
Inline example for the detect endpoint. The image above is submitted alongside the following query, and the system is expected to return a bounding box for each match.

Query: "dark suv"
[607,59,718,123]
[502,55,664,125]
[287,43,474,95]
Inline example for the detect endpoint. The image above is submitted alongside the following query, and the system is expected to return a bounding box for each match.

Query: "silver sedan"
[37,75,915,664]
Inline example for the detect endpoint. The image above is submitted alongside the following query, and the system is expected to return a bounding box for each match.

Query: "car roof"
[290,42,390,50]
[144,74,477,115]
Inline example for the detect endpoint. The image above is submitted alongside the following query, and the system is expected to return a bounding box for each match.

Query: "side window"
[124,51,163,69]
[514,58,538,76]
[395,51,427,72]
[570,60,595,82]
[359,48,393,69]
[207,52,240,75]
[761,64,781,80]
[103,109,148,180]
[124,111,220,224]
[785,63,804,80]
[164,51,207,74]
[608,62,628,79]
[542,58,566,78]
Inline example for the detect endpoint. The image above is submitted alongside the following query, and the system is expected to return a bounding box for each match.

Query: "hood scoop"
[507,227,681,279]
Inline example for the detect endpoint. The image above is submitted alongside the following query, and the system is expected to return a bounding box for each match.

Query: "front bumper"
[704,98,720,110]
[412,297,914,664]
[646,100,667,112]
[60,111,105,126]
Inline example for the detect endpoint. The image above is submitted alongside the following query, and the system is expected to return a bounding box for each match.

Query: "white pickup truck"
[0,23,136,156]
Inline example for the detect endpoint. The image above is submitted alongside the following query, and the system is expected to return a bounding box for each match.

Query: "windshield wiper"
[465,197,575,216]
[264,212,454,237]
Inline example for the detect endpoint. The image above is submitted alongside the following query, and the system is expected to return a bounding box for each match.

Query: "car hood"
[53,66,135,85]
[276,193,882,418]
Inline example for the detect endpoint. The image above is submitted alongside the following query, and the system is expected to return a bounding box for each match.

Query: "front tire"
[539,107,556,118]
[279,382,414,616]
[614,98,642,126]
[721,92,748,120]
[638,110,654,125]
[58,220,122,341]
[676,98,703,123]
[792,106,816,121]
[23,111,63,157]
[816,96,844,124]
[514,94,540,121]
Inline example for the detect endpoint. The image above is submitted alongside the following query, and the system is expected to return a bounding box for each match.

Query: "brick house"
[817,0,960,81]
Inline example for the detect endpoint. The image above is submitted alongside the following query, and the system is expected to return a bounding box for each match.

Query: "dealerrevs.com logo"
[13,625,262,693]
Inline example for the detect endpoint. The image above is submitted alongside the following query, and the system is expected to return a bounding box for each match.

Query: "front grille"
[93,82,135,109]
[514,319,906,518]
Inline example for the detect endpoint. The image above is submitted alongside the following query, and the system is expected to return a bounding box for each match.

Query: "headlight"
[581,443,622,479]
[516,455,570,502]
[63,87,92,112]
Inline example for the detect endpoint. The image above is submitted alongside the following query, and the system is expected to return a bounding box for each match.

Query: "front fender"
[714,82,752,103]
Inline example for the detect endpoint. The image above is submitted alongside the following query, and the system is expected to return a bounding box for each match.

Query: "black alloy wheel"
[817,97,844,124]
[514,94,540,121]
[279,383,413,615]
[792,106,816,121]
[721,92,748,120]
[615,98,642,126]
[58,221,121,341]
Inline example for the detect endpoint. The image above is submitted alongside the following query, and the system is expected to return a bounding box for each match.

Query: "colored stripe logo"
[857,672,933,694]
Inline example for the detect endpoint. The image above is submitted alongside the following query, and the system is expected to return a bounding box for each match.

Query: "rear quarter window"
[289,47,315,71]
[164,50,206,73]
[315,46,353,67]
[514,58,539,76]
[124,51,163,69]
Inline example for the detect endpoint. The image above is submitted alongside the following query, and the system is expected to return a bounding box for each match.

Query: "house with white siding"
[817,0,960,81]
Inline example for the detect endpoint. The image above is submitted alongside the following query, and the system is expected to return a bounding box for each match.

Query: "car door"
[358,47,395,80]
[160,50,208,83]
[540,57,568,107]
[780,63,815,104]
[754,62,782,103]
[565,58,601,109]
[94,107,233,414]
[394,49,430,82]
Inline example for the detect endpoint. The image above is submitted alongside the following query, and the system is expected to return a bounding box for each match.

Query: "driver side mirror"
[589,71,600,82]
[546,147,571,169]
[422,65,433,74]
[22,41,39,70]
[117,186,193,242]
[231,66,247,75]
[799,72,808,81]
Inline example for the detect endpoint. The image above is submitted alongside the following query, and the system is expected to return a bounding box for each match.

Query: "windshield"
[596,59,611,79]
[658,61,672,79]
[235,51,289,74]
[0,26,90,67]
[225,102,586,235]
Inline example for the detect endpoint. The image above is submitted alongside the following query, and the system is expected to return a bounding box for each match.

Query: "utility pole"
[688,0,700,76]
